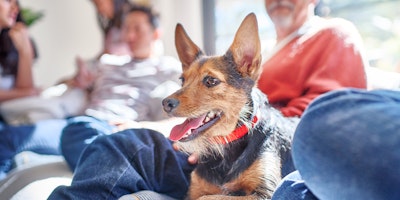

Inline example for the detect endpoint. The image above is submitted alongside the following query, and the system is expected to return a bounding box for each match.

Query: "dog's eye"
[203,76,220,88]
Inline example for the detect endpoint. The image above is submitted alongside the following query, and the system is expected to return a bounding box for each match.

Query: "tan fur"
[187,152,282,200]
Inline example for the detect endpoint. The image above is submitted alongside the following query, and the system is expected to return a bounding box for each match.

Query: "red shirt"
[258,17,367,117]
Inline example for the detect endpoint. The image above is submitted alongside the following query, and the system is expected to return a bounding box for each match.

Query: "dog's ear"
[175,24,204,71]
[227,13,261,81]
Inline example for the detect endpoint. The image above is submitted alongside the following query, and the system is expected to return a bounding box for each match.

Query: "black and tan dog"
[162,13,297,200]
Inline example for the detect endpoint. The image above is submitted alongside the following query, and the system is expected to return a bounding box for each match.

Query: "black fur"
[194,88,297,195]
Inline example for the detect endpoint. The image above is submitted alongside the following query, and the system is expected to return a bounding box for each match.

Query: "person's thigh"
[60,116,114,170]
[0,119,67,177]
[293,89,400,200]
[49,128,194,200]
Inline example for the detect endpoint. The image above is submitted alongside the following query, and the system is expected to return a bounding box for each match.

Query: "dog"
[162,13,298,200]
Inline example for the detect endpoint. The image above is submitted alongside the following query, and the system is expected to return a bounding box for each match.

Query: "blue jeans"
[49,128,194,200]
[272,88,400,200]
[0,119,67,179]
[60,116,116,171]
[50,88,400,199]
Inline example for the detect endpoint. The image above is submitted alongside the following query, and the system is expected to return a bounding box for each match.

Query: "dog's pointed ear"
[227,13,261,81]
[175,24,204,71]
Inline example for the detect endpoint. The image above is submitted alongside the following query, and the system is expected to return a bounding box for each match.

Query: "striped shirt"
[85,56,182,122]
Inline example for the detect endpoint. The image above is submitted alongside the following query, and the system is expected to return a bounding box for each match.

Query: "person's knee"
[61,116,114,170]
[61,116,113,144]
[272,171,318,200]
[295,88,373,137]
[291,89,369,171]
[305,88,366,114]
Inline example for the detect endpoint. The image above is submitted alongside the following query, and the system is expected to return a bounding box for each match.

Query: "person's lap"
[49,128,194,200]
[60,115,115,171]
[275,88,400,200]
[50,88,400,199]
[0,119,67,179]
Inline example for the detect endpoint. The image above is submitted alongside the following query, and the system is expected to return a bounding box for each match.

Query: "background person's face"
[0,0,18,28]
[265,0,312,29]
[122,11,156,59]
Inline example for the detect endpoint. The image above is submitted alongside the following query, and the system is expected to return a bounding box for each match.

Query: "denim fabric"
[50,88,400,199]
[0,119,67,179]
[60,116,115,171]
[49,129,194,200]
[272,171,318,200]
[289,88,400,200]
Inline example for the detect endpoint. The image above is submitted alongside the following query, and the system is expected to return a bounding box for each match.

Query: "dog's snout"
[162,98,179,113]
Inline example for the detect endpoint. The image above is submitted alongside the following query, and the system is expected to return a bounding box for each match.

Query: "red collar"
[213,115,259,145]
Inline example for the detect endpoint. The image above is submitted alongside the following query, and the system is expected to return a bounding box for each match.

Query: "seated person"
[257,0,367,117]
[92,0,132,58]
[60,4,183,170]
[0,4,181,180]
[0,0,40,103]
[0,0,65,179]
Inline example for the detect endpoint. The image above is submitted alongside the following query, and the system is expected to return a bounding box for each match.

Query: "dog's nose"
[162,98,179,113]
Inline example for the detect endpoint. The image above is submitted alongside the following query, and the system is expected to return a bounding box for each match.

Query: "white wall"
[19,0,102,87]
[19,0,203,87]
[152,0,203,59]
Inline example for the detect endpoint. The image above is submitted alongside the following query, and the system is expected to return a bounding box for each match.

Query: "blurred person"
[0,3,181,182]
[0,0,69,181]
[58,4,184,172]
[67,0,133,91]
[92,0,132,57]
[258,0,367,117]
[0,0,40,102]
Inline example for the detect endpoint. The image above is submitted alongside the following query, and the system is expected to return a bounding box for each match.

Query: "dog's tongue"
[169,114,206,141]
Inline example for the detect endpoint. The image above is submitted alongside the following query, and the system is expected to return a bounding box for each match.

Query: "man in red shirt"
[258,0,367,117]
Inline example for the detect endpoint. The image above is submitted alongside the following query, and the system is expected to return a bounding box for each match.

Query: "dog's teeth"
[207,112,215,119]
[204,116,211,123]
[211,112,217,119]
[182,131,190,139]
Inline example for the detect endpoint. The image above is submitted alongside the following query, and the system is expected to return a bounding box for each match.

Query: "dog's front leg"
[187,171,222,200]
[196,194,263,200]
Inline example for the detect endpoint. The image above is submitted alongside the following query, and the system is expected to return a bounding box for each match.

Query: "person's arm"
[0,23,39,102]
[0,88,38,102]
[281,22,368,117]
[9,22,35,89]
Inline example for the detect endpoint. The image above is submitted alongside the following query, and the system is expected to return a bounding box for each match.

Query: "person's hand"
[173,143,198,165]
[8,22,33,55]
[109,119,143,133]
[72,56,97,89]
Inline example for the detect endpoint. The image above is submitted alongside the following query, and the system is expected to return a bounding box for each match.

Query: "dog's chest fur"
[192,88,293,194]
[195,128,268,185]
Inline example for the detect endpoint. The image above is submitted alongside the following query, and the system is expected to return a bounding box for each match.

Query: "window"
[208,0,400,72]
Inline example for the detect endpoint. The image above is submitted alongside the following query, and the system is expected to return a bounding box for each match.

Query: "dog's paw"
[196,195,228,200]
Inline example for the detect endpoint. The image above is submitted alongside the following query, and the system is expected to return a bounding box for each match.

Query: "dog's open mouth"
[169,111,222,142]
